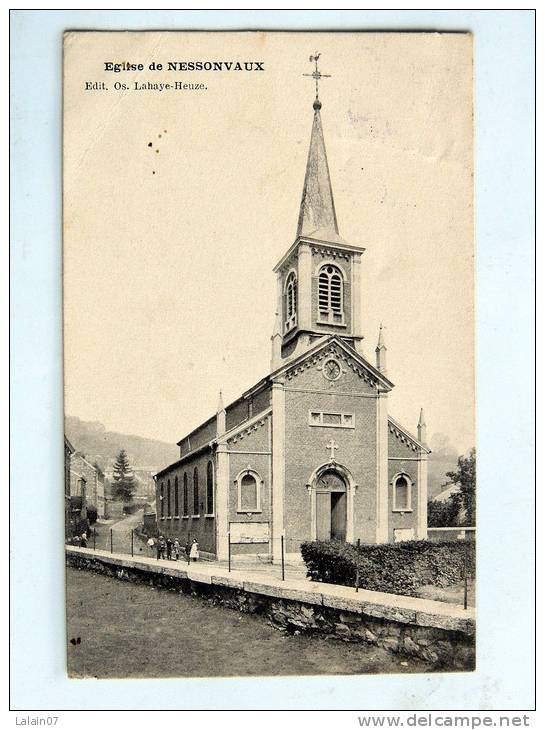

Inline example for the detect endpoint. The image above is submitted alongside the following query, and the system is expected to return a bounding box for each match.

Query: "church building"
[154,75,430,562]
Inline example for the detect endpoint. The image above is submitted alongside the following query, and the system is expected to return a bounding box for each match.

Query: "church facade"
[154,90,430,562]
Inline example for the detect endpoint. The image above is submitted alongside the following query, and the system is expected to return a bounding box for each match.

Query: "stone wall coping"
[66,546,475,633]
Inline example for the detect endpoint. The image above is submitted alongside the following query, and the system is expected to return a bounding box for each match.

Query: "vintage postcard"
[63,31,475,678]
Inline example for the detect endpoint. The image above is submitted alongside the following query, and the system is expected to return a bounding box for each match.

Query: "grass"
[66,567,435,678]
[416,580,475,606]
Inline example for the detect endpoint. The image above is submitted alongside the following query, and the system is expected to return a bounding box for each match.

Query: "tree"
[427,497,460,527]
[112,449,136,504]
[445,448,476,526]
[93,460,105,480]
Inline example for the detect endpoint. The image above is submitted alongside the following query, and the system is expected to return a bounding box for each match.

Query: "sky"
[64,31,474,453]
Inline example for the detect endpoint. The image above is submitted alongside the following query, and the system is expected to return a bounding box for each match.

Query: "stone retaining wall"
[66,550,475,670]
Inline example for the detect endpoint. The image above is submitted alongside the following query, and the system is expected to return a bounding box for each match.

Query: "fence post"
[281,534,285,581]
[355,538,361,591]
[228,532,231,573]
[131,529,134,557]
[463,536,468,610]
[110,528,113,554]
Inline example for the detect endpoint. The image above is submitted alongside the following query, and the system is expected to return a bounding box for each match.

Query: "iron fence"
[66,526,475,608]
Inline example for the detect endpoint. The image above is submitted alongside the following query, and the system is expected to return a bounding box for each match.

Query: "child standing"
[189,538,199,562]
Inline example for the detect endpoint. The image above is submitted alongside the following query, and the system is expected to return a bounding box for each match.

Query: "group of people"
[70,532,88,547]
[147,535,200,562]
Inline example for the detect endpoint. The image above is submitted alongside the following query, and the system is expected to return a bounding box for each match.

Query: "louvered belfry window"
[284,272,297,332]
[318,265,344,324]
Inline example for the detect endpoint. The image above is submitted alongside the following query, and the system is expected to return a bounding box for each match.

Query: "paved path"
[66,545,475,634]
[92,510,146,554]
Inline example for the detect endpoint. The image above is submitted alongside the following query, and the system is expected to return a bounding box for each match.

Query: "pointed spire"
[376,323,386,350]
[272,310,282,338]
[270,311,282,371]
[417,408,427,445]
[375,324,387,373]
[297,104,339,241]
[216,390,226,437]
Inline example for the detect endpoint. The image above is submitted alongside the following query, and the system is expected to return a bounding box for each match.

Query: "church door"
[315,491,331,541]
[315,470,347,542]
[330,491,347,541]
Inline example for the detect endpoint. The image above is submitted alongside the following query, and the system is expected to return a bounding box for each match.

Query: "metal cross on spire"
[303,53,331,107]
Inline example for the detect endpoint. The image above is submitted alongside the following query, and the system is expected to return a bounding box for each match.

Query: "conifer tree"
[112,449,136,504]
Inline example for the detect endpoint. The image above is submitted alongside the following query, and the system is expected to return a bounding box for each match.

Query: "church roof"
[297,106,339,241]
[388,415,431,454]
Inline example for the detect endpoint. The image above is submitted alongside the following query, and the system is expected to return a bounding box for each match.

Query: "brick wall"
[283,351,379,551]
[179,417,216,458]
[70,454,100,506]
[227,414,272,556]
[156,447,216,554]
[225,398,249,432]
[387,426,423,541]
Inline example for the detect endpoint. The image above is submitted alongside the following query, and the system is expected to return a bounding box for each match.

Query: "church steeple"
[298,53,339,242]
[297,101,339,240]
[272,55,365,364]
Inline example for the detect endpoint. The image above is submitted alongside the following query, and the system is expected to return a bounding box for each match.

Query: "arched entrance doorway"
[307,463,357,543]
[316,470,346,541]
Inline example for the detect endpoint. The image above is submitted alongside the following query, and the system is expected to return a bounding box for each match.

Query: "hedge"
[300,539,475,597]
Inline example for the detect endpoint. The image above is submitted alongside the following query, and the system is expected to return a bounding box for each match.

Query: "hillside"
[65,415,179,473]
[427,433,461,499]
[65,416,461,500]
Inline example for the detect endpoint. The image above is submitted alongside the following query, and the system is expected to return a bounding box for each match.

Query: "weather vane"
[303,53,331,108]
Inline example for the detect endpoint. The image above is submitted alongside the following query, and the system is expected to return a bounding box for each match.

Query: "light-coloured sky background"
[64,31,474,453]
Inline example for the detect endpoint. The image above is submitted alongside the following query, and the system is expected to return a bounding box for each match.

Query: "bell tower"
[272,54,365,366]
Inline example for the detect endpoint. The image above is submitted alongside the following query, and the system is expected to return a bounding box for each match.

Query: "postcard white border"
[10,9,535,710]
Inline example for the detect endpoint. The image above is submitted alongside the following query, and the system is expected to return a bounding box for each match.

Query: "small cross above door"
[326,439,339,460]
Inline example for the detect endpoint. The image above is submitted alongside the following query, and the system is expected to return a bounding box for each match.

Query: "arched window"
[183,473,188,516]
[318,264,344,324]
[167,479,171,517]
[160,482,164,518]
[193,467,200,516]
[393,474,412,512]
[206,461,214,515]
[174,475,179,516]
[284,271,298,332]
[236,469,262,513]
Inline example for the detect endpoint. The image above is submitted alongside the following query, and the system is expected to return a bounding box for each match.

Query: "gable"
[388,417,429,456]
[276,337,390,395]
